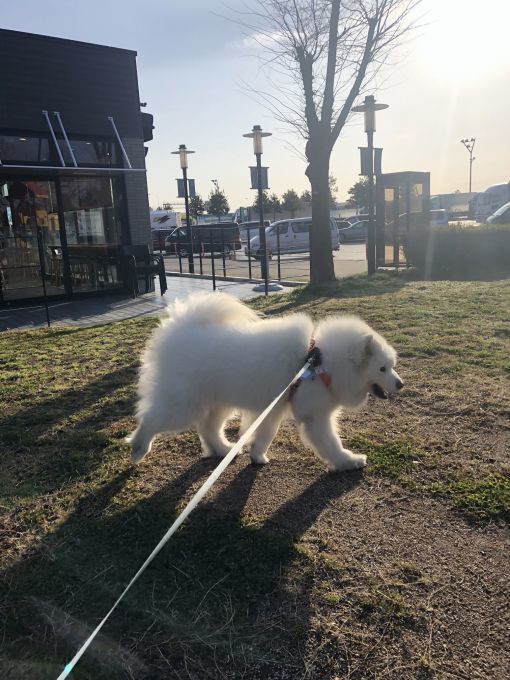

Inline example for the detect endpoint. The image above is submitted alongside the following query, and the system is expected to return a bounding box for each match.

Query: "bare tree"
[237,0,421,284]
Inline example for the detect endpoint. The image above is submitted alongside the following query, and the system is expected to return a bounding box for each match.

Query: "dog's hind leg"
[298,413,367,472]
[249,412,282,465]
[197,407,232,459]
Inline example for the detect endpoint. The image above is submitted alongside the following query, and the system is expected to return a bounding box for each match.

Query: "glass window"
[59,139,118,166]
[61,177,121,246]
[60,177,123,293]
[291,220,311,234]
[268,222,288,235]
[0,135,118,167]
[0,135,51,164]
[0,179,64,300]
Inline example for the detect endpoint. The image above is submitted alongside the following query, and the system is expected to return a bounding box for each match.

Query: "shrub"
[404,223,510,279]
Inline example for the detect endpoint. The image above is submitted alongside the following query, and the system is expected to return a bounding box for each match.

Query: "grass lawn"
[1,273,509,679]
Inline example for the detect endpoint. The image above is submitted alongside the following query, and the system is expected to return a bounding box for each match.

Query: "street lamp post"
[351,95,389,275]
[210,179,221,221]
[172,144,195,273]
[460,138,476,193]
[243,124,271,295]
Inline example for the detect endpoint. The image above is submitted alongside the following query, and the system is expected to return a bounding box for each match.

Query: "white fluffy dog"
[127,292,403,471]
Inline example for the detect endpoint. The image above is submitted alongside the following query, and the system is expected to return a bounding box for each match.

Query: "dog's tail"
[163,292,259,328]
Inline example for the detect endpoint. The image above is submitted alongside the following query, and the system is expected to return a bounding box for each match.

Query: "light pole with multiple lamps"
[243,124,271,295]
[172,144,195,273]
[460,138,476,193]
[351,95,388,275]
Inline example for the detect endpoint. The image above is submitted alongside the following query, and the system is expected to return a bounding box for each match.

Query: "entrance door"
[0,179,65,302]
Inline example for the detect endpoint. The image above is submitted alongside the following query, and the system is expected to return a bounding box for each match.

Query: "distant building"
[0,29,154,304]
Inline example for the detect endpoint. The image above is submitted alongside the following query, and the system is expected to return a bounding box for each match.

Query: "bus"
[470,183,510,222]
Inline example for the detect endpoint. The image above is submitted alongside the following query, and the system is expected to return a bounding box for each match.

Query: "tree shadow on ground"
[1,364,139,496]
[1,457,363,679]
[258,271,414,317]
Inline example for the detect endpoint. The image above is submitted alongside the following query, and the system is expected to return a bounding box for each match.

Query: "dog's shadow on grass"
[2,457,363,679]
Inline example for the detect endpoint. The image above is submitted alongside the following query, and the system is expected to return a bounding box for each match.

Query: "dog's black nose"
[396,379,404,390]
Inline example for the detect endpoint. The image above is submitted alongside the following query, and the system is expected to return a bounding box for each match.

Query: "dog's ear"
[363,334,374,357]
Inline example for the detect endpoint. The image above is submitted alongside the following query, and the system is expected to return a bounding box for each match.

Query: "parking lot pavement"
[161,243,367,280]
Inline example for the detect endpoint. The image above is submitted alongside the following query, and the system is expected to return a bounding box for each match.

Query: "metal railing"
[160,225,314,291]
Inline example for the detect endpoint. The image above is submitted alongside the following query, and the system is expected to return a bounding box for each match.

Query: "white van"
[247,217,339,258]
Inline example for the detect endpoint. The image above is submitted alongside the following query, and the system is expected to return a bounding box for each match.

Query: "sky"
[2,0,510,210]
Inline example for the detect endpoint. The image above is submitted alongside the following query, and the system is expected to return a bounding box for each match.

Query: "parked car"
[429,209,449,227]
[486,201,510,225]
[238,220,270,243]
[247,217,339,258]
[165,223,242,256]
[346,213,369,225]
[152,229,175,251]
[335,220,351,230]
[336,219,368,242]
[387,209,449,233]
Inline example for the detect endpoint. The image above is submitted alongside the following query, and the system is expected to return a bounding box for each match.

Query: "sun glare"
[419,0,510,82]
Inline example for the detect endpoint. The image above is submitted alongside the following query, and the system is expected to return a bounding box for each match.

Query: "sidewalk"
[0,277,296,332]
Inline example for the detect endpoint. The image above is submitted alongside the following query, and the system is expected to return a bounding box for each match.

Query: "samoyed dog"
[127,292,403,472]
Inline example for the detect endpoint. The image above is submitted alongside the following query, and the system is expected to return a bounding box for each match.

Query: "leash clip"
[306,346,323,368]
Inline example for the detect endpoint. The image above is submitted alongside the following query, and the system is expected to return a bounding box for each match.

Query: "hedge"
[404,223,510,279]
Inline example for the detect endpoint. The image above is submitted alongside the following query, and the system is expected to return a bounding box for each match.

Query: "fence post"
[36,225,51,327]
[276,225,281,281]
[210,231,216,291]
[247,228,252,279]
[221,228,226,277]
[176,229,183,275]
[198,228,203,276]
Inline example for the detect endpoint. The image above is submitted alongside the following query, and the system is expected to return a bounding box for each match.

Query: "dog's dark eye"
[380,367,386,372]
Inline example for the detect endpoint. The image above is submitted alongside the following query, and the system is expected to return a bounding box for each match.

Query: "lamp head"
[243,125,272,154]
[171,143,195,169]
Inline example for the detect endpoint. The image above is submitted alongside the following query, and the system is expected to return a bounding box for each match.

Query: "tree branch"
[330,14,377,146]
[319,0,340,128]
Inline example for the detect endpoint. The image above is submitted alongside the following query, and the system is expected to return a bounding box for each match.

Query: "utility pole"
[460,138,476,193]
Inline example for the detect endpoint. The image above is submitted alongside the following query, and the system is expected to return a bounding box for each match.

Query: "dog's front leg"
[299,413,367,472]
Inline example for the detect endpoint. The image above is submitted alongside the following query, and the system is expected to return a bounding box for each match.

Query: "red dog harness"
[288,339,332,402]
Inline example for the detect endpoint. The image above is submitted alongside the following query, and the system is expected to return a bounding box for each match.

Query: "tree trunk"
[308,157,336,285]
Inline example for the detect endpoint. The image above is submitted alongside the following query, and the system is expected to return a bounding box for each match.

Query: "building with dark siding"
[0,28,154,303]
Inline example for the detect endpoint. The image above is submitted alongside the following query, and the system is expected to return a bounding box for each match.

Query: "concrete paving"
[0,276,296,332]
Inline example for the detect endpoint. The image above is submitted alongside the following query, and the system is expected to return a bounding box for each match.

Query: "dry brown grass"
[1,273,509,679]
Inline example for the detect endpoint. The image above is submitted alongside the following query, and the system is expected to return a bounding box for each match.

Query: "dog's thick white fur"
[127,292,403,471]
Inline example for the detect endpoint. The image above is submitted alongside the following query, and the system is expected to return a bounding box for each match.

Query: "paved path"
[0,277,295,332]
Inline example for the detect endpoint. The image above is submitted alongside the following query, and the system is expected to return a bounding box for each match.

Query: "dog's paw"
[201,446,230,459]
[332,452,367,472]
[350,453,367,469]
[131,446,148,464]
[250,452,269,465]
